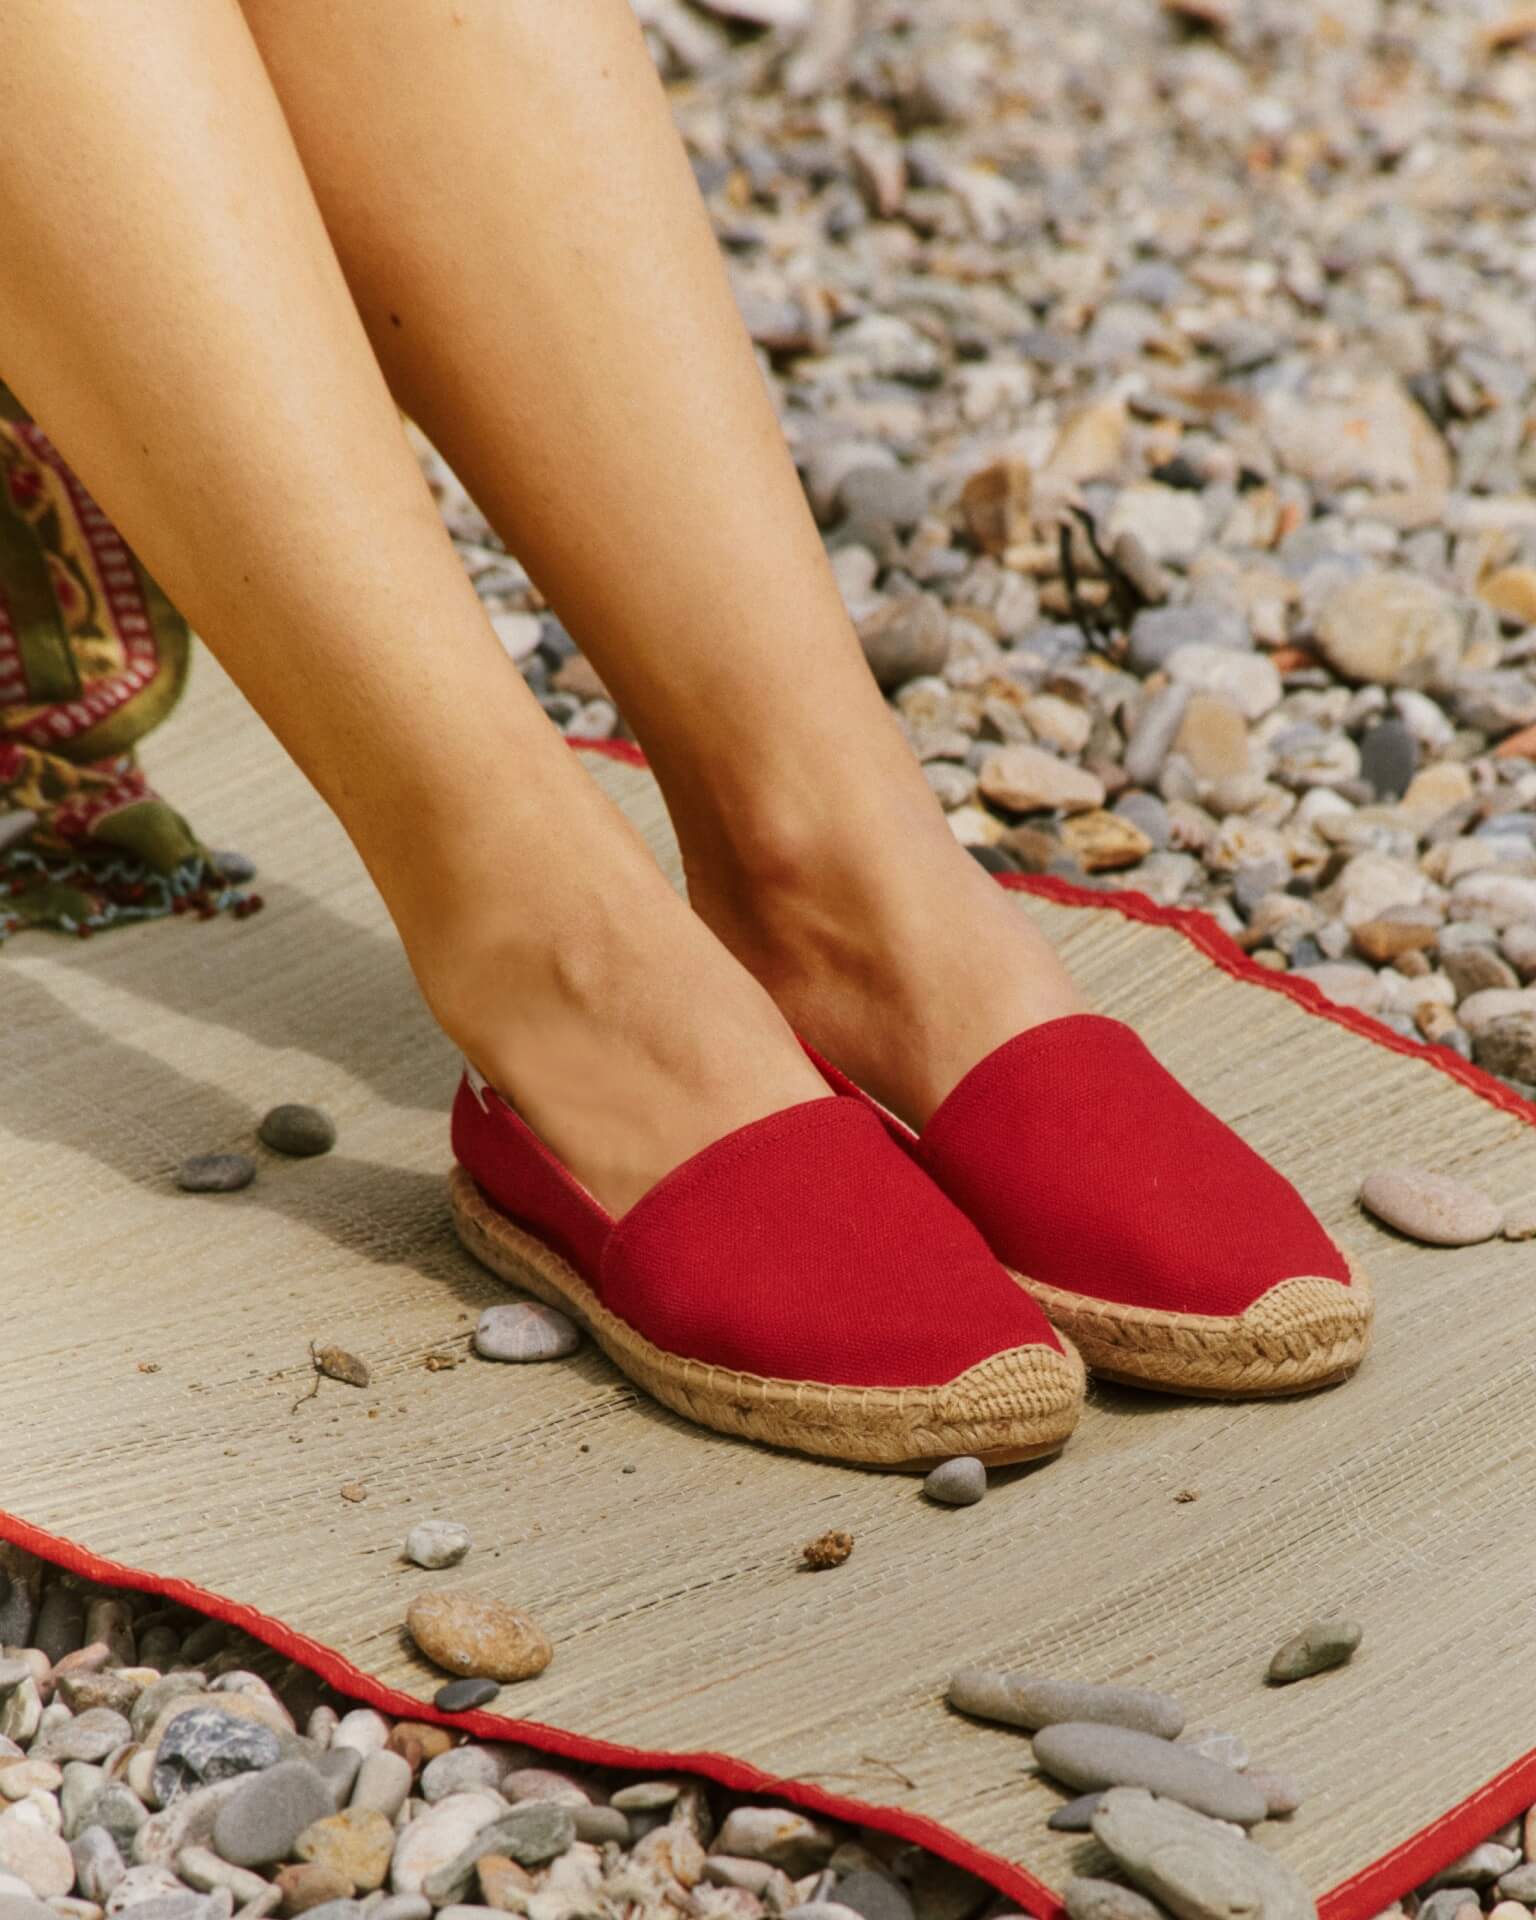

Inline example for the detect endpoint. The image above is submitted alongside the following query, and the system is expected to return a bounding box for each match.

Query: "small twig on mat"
[290,1341,324,1414]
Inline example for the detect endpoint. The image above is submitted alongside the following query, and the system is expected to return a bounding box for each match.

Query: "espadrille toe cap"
[1017,1259,1373,1397]
[798,1014,1373,1399]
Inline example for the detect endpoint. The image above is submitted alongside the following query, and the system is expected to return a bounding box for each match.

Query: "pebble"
[211,1763,334,1870]
[402,1524,470,1572]
[1475,1012,1536,1083]
[387,1794,504,1897]
[1502,1199,1536,1241]
[1030,1724,1267,1825]
[713,1809,837,1877]
[403,1592,552,1684]
[856,595,952,692]
[176,1156,256,1195]
[32,1709,130,1767]
[947,1670,1184,1738]
[472,1304,580,1364]
[370,1900,429,1920]
[419,1805,575,1900]
[151,1712,281,1807]
[500,1768,589,1807]
[1246,1769,1304,1818]
[977,745,1105,815]
[345,1752,410,1824]
[1360,720,1418,800]
[609,1783,678,1813]
[922,1459,986,1506]
[272,1863,349,1914]
[256,1106,336,1158]
[1062,1877,1166,1920]
[1092,1787,1313,1920]
[570,1806,630,1846]
[293,1810,394,1893]
[1266,1618,1364,1684]
[1046,1794,1104,1833]
[1358,1167,1503,1246]
[70,1829,124,1905]
[430,1679,496,1715]
[0,1811,74,1897]
[1314,574,1466,691]
[174,1850,269,1905]
[830,1869,914,1920]
[328,1716,388,1762]
[1127,605,1248,676]
[308,1750,359,1815]
[418,1749,502,1804]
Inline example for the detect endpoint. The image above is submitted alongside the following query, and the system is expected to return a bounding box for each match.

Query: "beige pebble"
[295,1809,395,1893]
[1502,1199,1536,1241]
[405,1591,552,1684]
[1358,1166,1503,1246]
[978,743,1105,815]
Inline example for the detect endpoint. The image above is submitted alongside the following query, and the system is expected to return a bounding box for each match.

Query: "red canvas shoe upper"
[799,1014,1352,1319]
[451,1069,1066,1387]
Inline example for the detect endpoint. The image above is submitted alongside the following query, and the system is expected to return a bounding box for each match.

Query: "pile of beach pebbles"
[0,1548,1524,1920]
[411,0,1536,1105]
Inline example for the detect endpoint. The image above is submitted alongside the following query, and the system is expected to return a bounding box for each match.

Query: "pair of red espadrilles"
[447,1011,1373,1469]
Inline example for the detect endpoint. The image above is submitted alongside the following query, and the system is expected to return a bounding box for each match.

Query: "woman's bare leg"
[234,0,1090,1133]
[0,0,832,1214]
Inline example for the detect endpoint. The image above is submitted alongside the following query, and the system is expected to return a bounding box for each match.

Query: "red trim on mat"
[8,734,1533,1920]
[0,1509,1066,1920]
[990,867,1536,1129]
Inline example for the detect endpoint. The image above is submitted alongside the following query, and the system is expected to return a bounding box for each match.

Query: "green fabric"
[0,380,256,940]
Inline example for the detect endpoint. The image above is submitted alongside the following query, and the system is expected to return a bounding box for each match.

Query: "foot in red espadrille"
[800,1014,1373,1399]
[446,1062,1085,1466]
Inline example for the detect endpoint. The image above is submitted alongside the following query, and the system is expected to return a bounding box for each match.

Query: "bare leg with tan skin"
[235,0,1090,1134]
[0,0,840,1216]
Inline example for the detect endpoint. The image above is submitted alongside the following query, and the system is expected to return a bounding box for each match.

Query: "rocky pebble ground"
[0,1550,1523,1920]
[409,0,1536,1105]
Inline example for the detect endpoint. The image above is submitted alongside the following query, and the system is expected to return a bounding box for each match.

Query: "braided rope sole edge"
[448,1165,1086,1469]
[1016,1255,1375,1397]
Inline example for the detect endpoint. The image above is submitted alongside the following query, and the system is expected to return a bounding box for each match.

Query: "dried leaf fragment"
[802,1529,854,1570]
[314,1344,371,1388]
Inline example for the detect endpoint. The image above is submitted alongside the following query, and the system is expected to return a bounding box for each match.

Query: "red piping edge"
[0,1508,1065,1920]
[989,866,1536,1130]
[5,732,1530,1920]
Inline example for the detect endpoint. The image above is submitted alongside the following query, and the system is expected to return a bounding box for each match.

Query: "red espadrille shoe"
[800,1014,1373,1398]
[446,1062,1085,1467]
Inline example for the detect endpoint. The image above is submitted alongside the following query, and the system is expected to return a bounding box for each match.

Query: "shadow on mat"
[5,966,478,1288]
[52,878,447,1111]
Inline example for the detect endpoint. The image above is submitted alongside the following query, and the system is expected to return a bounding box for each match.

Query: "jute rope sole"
[1017,1257,1375,1397]
[448,1165,1087,1469]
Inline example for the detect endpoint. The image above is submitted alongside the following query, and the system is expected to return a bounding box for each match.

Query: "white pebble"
[474,1302,580,1363]
[403,1522,471,1571]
